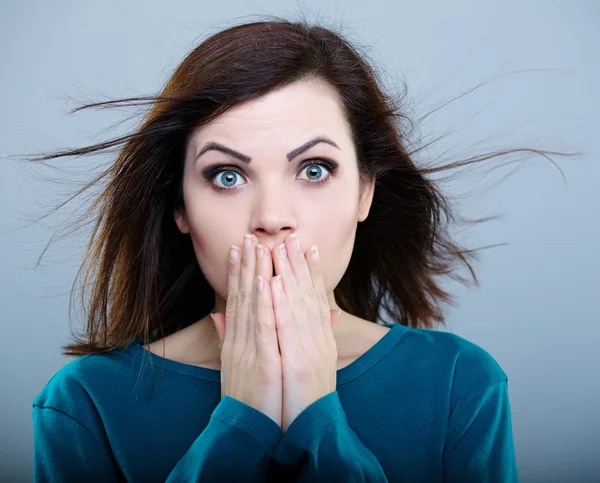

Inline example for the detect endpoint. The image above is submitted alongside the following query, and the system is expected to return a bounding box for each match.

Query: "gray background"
[1,0,598,481]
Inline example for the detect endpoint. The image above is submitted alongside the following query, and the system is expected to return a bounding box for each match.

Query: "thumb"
[329,309,342,330]
[210,312,226,349]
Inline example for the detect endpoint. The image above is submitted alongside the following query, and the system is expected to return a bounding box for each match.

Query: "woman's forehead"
[192,80,349,142]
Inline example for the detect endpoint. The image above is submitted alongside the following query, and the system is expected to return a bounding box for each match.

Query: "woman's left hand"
[271,233,342,433]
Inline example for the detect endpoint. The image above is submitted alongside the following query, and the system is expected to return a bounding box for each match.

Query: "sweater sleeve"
[270,391,388,482]
[443,379,519,483]
[166,396,284,482]
[33,395,284,483]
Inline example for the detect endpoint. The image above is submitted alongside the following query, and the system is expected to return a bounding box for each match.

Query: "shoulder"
[393,325,509,388]
[32,345,135,419]
[387,326,511,428]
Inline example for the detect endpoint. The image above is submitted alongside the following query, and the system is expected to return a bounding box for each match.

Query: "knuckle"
[231,346,246,363]
[255,315,274,335]
[260,361,282,382]
[258,364,279,382]
[283,358,310,380]
[240,352,257,370]
[249,301,258,318]
[300,291,314,310]
[237,289,251,306]
[226,294,236,312]
[295,368,311,383]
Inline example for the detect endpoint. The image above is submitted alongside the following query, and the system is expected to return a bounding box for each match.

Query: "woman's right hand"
[211,234,283,428]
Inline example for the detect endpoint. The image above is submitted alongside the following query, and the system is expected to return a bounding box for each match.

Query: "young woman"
[31,17,526,482]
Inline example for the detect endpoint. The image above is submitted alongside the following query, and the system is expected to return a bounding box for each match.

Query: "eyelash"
[203,159,339,192]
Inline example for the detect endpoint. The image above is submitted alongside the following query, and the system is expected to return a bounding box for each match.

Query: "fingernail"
[244,234,252,250]
[256,244,264,260]
[230,246,239,262]
[310,245,319,261]
[274,275,282,291]
[290,232,299,250]
[279,243,287,257]
[210,313,214,320]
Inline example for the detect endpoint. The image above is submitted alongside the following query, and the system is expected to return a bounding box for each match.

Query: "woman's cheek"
[185,227,224,290]
[327,221,358,291]
[197,253,229,301]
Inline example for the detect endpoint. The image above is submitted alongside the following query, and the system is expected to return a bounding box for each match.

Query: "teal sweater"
[32,323,519,482]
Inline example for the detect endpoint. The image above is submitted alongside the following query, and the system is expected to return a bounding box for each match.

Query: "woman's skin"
[148,77,389,371]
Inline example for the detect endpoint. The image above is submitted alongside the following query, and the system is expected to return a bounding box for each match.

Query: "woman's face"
[176,78,375,315]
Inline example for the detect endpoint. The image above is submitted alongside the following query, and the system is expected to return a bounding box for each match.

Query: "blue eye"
[215,171,243,189]
[299,164,325,182]
[204,159,338,193]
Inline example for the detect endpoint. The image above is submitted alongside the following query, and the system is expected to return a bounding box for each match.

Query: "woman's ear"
[173,208,190,234]
[357,175,376,222]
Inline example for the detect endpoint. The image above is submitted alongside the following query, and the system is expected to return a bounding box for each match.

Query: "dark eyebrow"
[195,136,341,164]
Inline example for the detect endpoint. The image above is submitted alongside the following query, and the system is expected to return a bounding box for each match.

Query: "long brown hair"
[20,16,570,356]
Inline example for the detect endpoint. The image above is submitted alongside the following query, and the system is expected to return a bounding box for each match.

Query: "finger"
[276,236,323,350]
[306,245,332,336]
[255,272,279,363]
[255,243,278,359]
[330,310,342,330]
[224,245,240,346]
[285,233,314,293]
[256,243,273,287]
[247,273,260,358]
[271,275,301,359]
[285,233,321,343]
[211,312,225,348]
[236,233,257,348]
[273,240,308,343]
[273,241,300,298]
